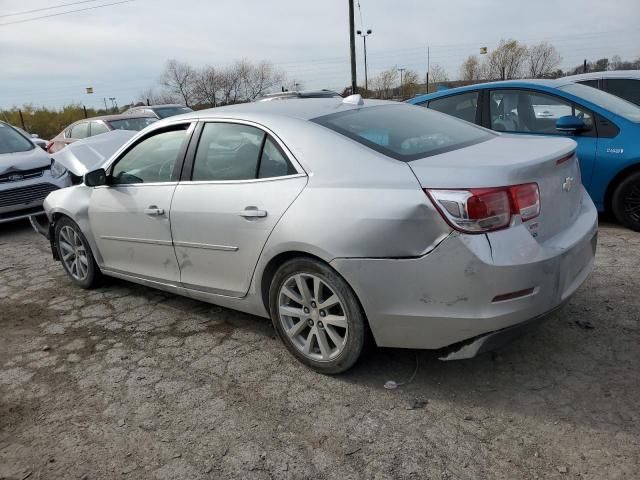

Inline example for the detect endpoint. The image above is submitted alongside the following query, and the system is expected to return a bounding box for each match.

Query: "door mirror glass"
[556,115,587,133]
[85,168,107,187]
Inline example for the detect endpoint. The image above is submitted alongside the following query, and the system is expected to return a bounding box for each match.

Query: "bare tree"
[487,39,528,80]
[241,60,286,100]
[428,63,449,84]
[136,87,179,106]
[403,69,421,98]
[527,42,561,78]
[370,66,399,99]
[193,66,221,107]
[160,59,196,107]
[460,55,484,81]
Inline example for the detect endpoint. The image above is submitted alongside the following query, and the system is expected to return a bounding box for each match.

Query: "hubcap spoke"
[280,305,307,319]
[323,314,347,329]
[303,329,315,355]
[59,226,89,281]
[282,286,303,305]
[325,324,345,347]
[318,294,340,310]
[287,319,307,339]
[295,274,313,306]
[315,327,331,360]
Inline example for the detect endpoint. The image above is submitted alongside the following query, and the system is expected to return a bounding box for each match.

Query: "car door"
[486,89,598,187]
[88,122,194,283]
[170,120,307,297]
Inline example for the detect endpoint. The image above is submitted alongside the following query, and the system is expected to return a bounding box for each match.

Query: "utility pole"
[357,29,372,92]
[348,0,357,94]
[583,59,588,73]
[398,67,406,99]
[18,109,26,130]
[103,97,108,110]
[426,45,430,92]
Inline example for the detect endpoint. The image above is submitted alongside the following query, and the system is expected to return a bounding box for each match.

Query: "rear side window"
[606,79,640,106]
[192,123,296,181]
[71,122,90,139]
[108,117,156,131]
[312,104,493,161]
[426,92,479,123]
[91,122,110,136]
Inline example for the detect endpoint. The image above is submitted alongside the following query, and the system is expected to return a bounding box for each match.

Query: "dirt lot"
[0,219,638,480]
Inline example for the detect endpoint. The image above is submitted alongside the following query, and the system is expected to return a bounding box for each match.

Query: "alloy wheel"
[278,273,348,362]
[624,182,640,223]
[59,225,89,281]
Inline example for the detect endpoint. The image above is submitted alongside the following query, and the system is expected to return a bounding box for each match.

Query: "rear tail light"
[426,183,540,233]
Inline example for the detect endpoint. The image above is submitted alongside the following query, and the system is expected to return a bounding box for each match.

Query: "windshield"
[312,104,494,161]
[107,117,157,131]
[155,107,193,118]
[0,123,34,154]
[559,83,640,123]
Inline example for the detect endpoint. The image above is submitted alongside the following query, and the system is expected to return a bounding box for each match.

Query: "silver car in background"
[40,96,597,373]
[0,121,71,224]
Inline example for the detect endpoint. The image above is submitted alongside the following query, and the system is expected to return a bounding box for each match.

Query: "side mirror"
[31,133,40,138]
[556,115,587,134]
[84,168,107,187]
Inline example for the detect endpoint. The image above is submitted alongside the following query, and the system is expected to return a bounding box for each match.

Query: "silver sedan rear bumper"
[332,189,598,354]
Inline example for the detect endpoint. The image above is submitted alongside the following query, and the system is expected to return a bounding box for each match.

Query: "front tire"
[269,257,367,374]
[612,171,640,232]
[55,217,102,289]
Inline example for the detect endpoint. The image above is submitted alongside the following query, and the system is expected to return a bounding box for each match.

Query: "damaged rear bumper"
[331,192,597,355]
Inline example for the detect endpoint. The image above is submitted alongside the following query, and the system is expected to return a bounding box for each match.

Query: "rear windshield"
[155,107,193,118]
[0,123,34,154]
[312,104,494,161]
[107,117,157,131]
[559,83,640,123]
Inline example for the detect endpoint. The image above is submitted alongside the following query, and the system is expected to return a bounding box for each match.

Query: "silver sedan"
[40,96,598,373]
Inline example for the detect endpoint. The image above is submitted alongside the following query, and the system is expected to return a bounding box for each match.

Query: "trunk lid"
[408,134,582,242]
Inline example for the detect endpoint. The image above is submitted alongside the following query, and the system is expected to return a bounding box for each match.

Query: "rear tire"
[612,171,640,232]
[55,217,103,289]
[269,257,367,374]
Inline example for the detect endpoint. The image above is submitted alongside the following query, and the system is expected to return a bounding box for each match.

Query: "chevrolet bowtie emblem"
[562,176,574,192]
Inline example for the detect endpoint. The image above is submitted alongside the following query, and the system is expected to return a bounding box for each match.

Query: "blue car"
[408,80,640,231]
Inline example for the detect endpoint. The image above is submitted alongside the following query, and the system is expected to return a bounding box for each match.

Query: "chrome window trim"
[178,172,306,186]
[93,181,179,189]
[189,117,306,176]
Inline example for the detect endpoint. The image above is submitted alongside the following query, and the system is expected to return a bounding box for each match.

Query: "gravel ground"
[1,218,638,480]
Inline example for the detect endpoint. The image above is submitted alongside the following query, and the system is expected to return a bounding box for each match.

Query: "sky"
[1,0,639,109]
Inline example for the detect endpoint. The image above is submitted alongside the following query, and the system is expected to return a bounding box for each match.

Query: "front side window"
[107,117,157,131]
[71,122,90,139]
[559,83,640,123]
[111,127,189,184]
[427,92,479,123]
[155,106,193,118]
[91,122,110,136]
[606,79,640,106]
[490,90,593,134]
[577,79,599,88]
[312,104,493,161]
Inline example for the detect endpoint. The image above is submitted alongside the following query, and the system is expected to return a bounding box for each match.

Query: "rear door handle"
[144,206,165,216]
[240,207,267,218]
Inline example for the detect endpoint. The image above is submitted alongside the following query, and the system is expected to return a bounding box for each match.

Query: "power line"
[0,0,102,19]
[0,0,137,27]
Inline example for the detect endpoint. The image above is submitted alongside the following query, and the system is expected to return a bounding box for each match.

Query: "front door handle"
[240,207,267,218]
[144,206,165,216]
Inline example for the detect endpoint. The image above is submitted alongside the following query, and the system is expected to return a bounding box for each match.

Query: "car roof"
[563,70,640,81]
[409,79,574,103]
[75,112,157,123]
[152,97,394,125]
[128,104,188,110]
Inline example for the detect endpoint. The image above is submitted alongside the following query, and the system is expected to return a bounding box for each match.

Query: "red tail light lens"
[426,183,540,233]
